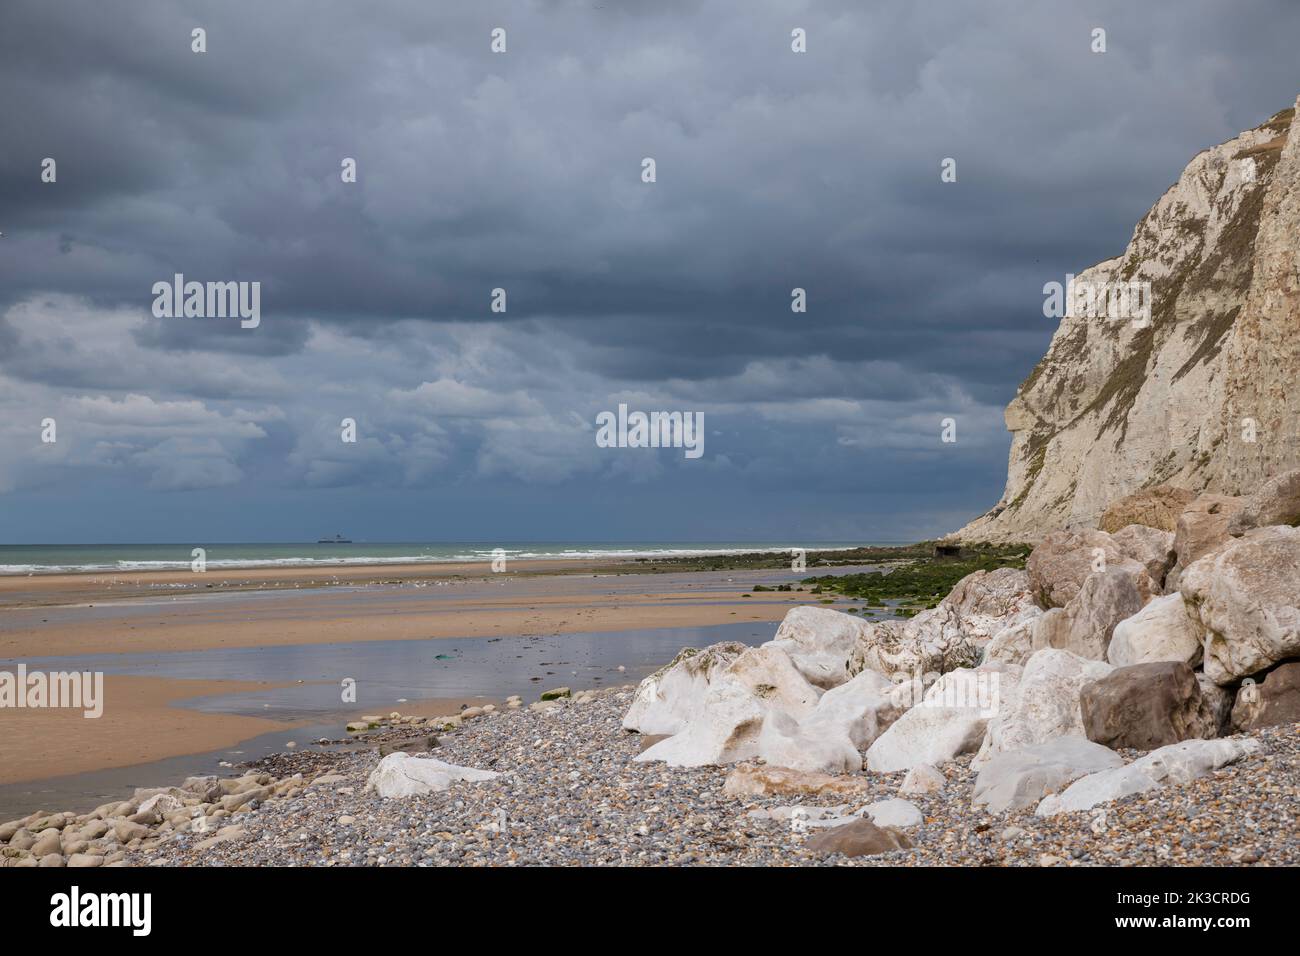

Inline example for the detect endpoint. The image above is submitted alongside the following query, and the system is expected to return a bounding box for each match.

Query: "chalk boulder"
[984,618,1036,666]
[636,646,820,767]
[866,666,1014,772]
[1037,738,1262,816]
[1179,526,1300,683]
[365,753,500,799]
[622,641,748,735]
[766,607,869,689]
[976,649,1112,766]
[973,736,1124,813]
[1031,561,1155,661]
[1107,593,1202,668]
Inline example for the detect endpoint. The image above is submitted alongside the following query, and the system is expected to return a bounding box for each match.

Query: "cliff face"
[956,97,1300,544]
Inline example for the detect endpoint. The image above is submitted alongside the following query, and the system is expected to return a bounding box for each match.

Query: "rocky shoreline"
[0,686,1290,867]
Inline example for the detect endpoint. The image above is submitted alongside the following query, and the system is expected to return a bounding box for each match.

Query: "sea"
[0,541,884,575]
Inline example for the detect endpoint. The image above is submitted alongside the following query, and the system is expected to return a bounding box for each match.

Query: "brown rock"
[1026,529,1126,609]
[1231,661,1300,730]
[722,764,875,800]
[1168,494,1245,587]
[1080,661,1216,750]
[112,820,150,844]
[30,830,62,858]
[180,776,222,801]
[1228,469,1300,535]
[378,736,439,757]
[1110,524,1177,589]
[1100,486,1196,534]
[219,785,270,812]
[804,817,913,858]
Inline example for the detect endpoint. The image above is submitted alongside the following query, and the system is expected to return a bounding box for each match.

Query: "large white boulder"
[756,709,862,774]
[635,675,765,768]
[939,567,1040,642]
[365,753,500,798]
[1107,593,1202,667]
[984,618,1036,666]
[842,568,1037,682]
[975,649,1113,767]
[635,645,821,768]
[767,606,869,689]
[865,666,1014,772]
[972,736,1124,813]
[798,668,920,750]
[622,642,748,735]
[849,608,981,682]
[1179,526,1300,684]
[751,669,923,775]
[1036,738,1262,816]
[726,644,823,715]
[1030,561,1155,660]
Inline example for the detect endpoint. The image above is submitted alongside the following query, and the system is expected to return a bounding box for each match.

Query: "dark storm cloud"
[0,0,1297,539]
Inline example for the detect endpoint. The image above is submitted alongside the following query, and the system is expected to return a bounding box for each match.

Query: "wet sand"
[0,675,293,786]
[0,558,620,608]
[0,568,803,659]
[0,560,855,807]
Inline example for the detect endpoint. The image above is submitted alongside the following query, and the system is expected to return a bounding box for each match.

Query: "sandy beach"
[0,676,295,786]
[0,559,613,608]
[0,557,822,798]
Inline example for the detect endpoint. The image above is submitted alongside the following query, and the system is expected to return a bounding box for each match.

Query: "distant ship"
[317,533,352,544]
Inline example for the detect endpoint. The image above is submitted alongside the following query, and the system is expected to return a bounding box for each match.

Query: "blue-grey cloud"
[0,0,1297,541]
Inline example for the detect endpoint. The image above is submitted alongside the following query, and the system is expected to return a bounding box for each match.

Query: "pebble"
[5,691,1295,869]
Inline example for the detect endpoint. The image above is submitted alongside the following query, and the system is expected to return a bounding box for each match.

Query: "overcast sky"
[1,0,1297,544]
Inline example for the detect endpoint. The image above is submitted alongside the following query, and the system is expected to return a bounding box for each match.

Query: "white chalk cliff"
[956,97,1300,543]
